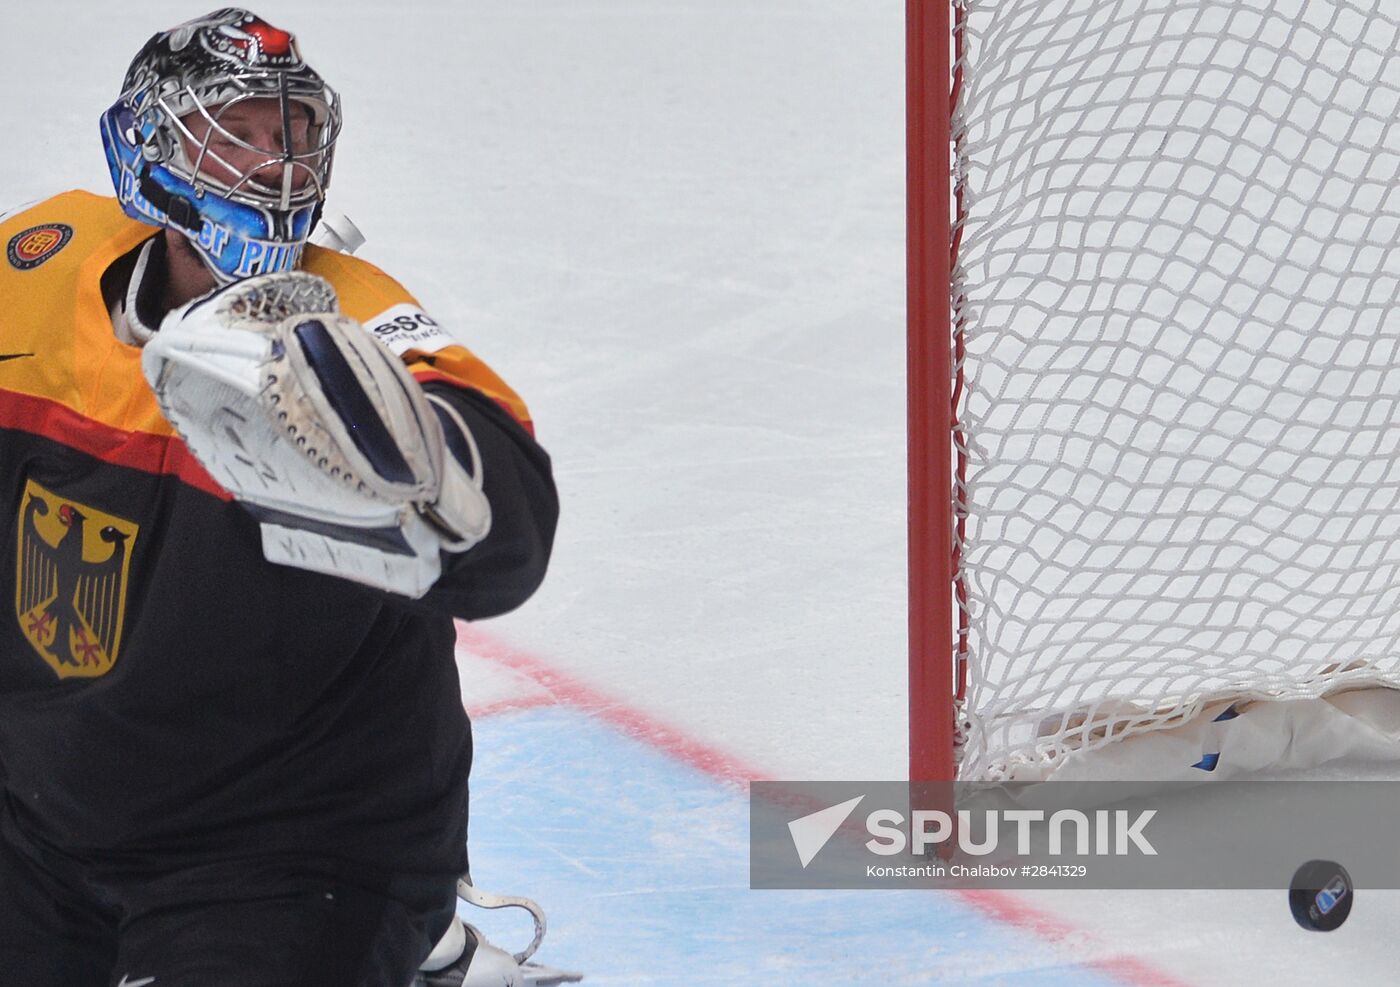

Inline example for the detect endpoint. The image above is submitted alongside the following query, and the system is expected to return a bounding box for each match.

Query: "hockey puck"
[1289,859,1352,932]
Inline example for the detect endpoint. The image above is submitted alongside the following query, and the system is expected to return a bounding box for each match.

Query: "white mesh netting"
[953,0,1400,780]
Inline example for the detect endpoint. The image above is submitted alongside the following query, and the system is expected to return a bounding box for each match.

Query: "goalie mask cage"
[908,0,1400,784]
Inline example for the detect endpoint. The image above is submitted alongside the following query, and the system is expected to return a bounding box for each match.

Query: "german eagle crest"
[16,480,138,679]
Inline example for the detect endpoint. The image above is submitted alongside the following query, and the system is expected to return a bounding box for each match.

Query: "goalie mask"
[100,8,341,283]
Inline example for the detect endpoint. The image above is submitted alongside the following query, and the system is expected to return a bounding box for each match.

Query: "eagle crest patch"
[16,480,138,679]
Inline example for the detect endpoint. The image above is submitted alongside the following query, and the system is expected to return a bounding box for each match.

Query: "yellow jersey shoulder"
[0,190,154,302]
[0,191,164,434]
[0,193,533,431]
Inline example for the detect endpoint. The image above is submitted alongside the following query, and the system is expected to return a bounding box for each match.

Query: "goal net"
[920,0,1400,782]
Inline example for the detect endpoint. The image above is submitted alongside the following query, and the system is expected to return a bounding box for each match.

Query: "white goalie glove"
[142,272,491,598]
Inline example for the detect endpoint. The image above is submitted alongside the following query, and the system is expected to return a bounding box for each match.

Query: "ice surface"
[6,1,1399,983]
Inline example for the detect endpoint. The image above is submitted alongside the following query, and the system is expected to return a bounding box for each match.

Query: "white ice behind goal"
[910,0,1400,783]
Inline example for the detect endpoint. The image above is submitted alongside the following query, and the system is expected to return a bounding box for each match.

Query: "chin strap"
[136,162,202,235]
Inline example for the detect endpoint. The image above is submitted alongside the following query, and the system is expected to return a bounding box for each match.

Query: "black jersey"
[0,192,558,879]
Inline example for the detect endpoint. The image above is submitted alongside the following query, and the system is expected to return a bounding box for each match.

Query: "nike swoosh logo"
[117,977,157,987]
[0,352,33,362]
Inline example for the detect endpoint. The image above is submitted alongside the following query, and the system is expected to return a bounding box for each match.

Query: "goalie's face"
[177,96,328,210]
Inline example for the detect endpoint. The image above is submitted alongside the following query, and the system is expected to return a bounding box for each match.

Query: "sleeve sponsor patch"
[364,303,455,356]
[7,224,74,270]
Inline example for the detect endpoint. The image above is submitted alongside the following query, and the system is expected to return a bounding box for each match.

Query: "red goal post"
[907,0,959,787]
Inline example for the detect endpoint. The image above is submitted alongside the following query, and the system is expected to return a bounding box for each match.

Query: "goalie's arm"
[418,380,559,620]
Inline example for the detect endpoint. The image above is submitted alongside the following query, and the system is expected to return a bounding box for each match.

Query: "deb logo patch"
[6,223,74,270]
[16,480,139,679]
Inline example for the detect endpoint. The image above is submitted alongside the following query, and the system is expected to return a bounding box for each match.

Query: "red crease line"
[455,623,1193,987]
[455,622,767,786]
[465,694,559,720]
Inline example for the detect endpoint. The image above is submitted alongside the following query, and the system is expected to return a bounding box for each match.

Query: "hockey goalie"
[0,8,577,986]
